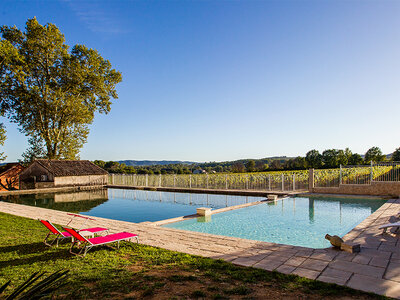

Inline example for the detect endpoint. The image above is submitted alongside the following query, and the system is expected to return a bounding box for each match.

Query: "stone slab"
[291,268,320,280]
[299,258,329,272]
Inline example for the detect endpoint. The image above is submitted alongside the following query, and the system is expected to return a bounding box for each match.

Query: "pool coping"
[0,195,399,298]
[152,197,286,226]
[107,184,303,197]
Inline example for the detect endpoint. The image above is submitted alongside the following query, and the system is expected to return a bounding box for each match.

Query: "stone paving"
[0,197,399,298]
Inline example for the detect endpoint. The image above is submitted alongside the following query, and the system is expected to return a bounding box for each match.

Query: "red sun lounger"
[39,220,109,247]
[63,227,139,257]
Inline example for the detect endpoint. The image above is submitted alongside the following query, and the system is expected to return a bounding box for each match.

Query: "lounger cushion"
[60,227,108,237]
[87,232,138,246]
[82,227,108,233]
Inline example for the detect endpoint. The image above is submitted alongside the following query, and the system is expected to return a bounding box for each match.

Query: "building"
[0,163,25,191]
[19,160,108,190]
[193,169,207,174]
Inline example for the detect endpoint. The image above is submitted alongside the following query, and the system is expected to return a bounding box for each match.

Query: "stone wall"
[54,175,107,187]
[313,182,400,197]
[19,163,54,190]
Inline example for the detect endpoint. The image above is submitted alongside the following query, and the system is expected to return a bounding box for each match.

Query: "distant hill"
[117,157,291,168]
[118,160,197,167]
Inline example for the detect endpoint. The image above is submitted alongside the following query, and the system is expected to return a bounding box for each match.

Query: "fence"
[108,188,263,208]
[314,162,400,187]
[108,162,400,193]
[109,171,309,192]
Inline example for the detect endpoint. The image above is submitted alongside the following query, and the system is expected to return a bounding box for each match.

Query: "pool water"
[163,196,387,248]
[0,188,265,223]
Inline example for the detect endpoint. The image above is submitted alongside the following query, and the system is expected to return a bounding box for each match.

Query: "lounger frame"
[63,227,139,257]
[379,222,400,234]
[39,219,109,247]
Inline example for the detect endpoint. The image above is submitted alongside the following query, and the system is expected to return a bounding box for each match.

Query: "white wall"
[54,175,107,186]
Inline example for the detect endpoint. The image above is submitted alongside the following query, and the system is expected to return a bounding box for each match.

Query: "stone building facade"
[19,160,108,190]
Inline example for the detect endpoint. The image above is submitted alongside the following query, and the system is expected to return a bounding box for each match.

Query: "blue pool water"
[0,188,265,223]
[80,189,265,222]
[163,196,387,248]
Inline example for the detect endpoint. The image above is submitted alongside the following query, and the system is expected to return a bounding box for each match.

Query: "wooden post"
[189,174,192,188]
[145,174,148,187]
[281,174,284,191]
[225,174,228,190]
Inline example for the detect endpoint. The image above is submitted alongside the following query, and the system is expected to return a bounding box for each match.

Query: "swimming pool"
[0,188,265,223]
[163,196,387,248]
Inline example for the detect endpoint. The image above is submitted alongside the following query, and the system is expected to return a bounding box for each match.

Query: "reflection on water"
[109,189,264,209]
[1,189,109,213]
[164,196,388,249]
[0,188,265,223]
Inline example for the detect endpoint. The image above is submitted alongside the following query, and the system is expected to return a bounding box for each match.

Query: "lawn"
[0,212,387,299]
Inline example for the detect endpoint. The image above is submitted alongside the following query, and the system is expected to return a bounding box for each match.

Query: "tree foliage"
[322,149,340,168]
[245,160,255,172]
[0,123,6,161]
[348,153,363,165]
[95,146,396,175]
[392,147,400,162]
[364,146,385,163]
[305,150,322,168]
[0,18,122,160]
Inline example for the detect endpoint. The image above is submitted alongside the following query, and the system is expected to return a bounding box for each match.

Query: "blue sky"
[1,0,399,162]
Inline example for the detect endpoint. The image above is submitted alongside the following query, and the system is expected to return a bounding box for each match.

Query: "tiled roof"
[0,163,24,176]
[34,160,108,177]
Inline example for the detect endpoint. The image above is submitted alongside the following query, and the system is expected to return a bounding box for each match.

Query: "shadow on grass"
[0,248,74,268]
[0,242,49,255]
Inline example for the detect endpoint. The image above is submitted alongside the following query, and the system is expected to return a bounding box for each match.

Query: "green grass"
[0,212,387,299]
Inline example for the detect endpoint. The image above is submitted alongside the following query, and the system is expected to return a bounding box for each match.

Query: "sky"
[1,0,400,163]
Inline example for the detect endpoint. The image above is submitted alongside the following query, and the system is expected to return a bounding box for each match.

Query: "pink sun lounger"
[63,227,139,257]
[39,220,109,247]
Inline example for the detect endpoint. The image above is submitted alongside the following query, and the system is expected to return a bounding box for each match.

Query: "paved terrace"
[0,198,399,298]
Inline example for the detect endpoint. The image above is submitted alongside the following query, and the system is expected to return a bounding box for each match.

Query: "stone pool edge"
[0,197,399,298]
[151,197,287,226]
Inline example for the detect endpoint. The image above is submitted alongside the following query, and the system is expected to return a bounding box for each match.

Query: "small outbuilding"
[0,163,25,191]
[19,159,108,190]
[193,169,207,174]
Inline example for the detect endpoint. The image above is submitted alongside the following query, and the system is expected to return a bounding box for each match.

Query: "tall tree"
[392,147,400,162]
[0,37,19,162]
[322,149,339,168]
[305,149,323,168]
[0,123,6,161]
[337,149,348,166]
[364,146,385,163]
[0,18,122,160]
[348,153,363,165]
